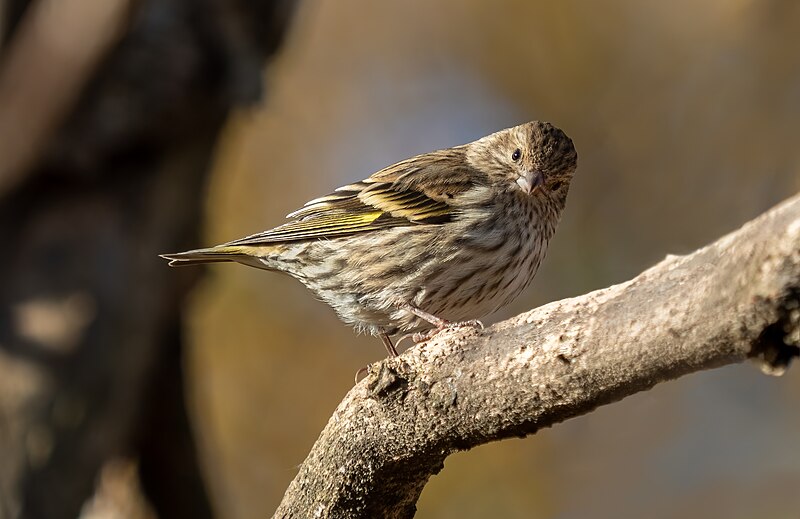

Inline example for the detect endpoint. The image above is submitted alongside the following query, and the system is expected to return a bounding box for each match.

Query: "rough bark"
[0,1,297,518]
[275,192,800,518]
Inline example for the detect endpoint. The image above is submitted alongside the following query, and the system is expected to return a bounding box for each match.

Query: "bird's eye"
[551,181,563,191]
[511,149,521,161]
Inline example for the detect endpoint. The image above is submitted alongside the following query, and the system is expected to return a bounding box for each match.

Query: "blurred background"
[0,0,798,518]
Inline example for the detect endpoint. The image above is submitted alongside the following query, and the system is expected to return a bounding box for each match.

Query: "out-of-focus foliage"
[187,1,800,517]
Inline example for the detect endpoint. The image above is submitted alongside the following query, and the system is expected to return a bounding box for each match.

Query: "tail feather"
[160,246,245,267]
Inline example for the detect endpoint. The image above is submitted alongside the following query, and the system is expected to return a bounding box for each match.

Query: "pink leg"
[379,332,399,357]
[404,305,484,343]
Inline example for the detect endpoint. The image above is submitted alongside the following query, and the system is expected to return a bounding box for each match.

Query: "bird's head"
[468,121,577,198]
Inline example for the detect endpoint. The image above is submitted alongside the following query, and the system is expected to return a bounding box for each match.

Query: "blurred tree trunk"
[0,1,297,518]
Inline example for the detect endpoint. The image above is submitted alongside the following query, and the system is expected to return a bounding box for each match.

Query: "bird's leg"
[406,305,448,328]
[404,305,484,343]
[379,331,399,357]
[354,333,397,384]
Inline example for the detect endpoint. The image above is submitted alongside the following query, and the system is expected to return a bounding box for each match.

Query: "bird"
[161,121,578,357]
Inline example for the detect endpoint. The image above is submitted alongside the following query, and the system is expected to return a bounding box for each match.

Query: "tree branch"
[275,192,800,518]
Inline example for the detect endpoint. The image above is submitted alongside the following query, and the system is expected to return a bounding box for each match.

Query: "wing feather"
[227,146,481,246]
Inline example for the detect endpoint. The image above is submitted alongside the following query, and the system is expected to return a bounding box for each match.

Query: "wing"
[225,146,482,246]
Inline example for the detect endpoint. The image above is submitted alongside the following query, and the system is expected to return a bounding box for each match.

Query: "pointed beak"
[516,170,545,194]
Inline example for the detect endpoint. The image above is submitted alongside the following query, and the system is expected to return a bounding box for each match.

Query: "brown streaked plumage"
[161,121,578,356]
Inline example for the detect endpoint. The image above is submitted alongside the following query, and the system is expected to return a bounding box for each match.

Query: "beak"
[516,170,545,194]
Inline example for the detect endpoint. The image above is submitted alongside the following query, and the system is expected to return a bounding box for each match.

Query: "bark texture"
[275,192,800,518]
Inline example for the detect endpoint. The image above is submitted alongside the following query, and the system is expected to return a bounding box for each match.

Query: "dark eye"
[511,149,521,161]
[551,181,563,191]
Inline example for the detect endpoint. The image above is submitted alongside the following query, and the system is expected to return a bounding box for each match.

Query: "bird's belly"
[275,219,548,336]
[415,236,545,324]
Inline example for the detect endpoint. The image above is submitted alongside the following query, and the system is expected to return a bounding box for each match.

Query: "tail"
[160,246,249,267]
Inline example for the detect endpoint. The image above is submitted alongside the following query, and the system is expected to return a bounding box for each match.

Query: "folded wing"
[225,147,479,246]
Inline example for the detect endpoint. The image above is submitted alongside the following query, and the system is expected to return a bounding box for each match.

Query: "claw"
[412,319,485,344]
[354,364,370,384]
[412,330,433,343]
[461,319,484,330]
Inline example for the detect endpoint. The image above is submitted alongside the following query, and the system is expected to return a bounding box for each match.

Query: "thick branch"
[275,193,800,518]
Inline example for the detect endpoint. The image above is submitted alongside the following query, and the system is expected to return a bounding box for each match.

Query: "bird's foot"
[397,304,484,343]
[410,319,484,343]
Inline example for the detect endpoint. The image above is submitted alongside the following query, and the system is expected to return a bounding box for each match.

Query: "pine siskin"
[162,121,577,356]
